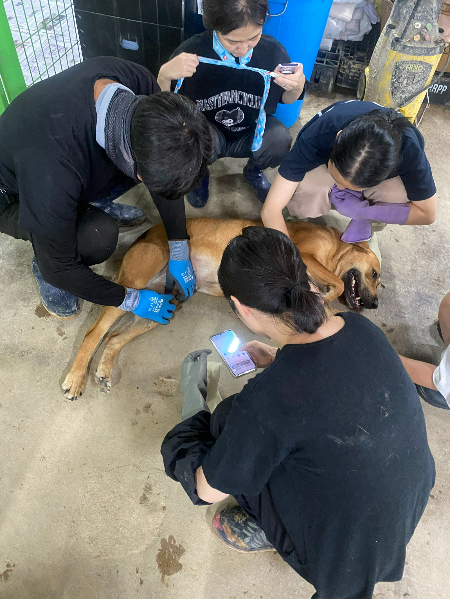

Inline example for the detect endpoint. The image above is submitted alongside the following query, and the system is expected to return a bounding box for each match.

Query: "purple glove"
[330,184,410,224]
[341,219,372,243]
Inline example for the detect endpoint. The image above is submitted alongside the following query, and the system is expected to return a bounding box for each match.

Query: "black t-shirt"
[202,313,435,599]
[279,100,436,202]
[171,31,291,139]
[0,56,185,306]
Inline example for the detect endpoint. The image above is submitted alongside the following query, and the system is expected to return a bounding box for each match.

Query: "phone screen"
[277,62,300,74]
[210,330,256,377]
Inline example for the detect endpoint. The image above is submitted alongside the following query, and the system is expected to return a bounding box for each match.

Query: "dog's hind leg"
[95,318,160,393]
[62,306,126,400]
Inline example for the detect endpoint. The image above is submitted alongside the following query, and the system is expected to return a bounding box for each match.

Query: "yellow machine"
[358,0,449,121]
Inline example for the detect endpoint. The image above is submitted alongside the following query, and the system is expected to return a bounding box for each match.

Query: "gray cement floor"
[1,92,449,599]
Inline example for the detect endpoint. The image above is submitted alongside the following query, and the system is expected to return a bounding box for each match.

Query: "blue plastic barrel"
[263,0,333,127]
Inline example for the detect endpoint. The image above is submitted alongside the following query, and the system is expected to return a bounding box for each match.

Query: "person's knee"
[77,207,119,266]
[254,121,292,168]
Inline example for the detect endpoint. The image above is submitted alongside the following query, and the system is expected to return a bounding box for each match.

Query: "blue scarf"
[174,31,273,151]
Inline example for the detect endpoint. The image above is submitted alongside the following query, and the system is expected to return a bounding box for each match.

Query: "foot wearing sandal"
[212,506,275,552]
[415,384,449,410]
[32,257,80,319]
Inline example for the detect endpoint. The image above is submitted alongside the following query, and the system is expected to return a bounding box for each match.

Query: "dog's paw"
[62,371,86,401]
[95,373,111,394]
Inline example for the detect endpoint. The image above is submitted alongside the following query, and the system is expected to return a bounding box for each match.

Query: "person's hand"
[159,53,199,82]
[131,289,175,323]
[274,62,306,93]
[240,340,277,369]
[330,184,411,225]
[329,184,367,219]
[166,258,196,301]
[180,349,212,419]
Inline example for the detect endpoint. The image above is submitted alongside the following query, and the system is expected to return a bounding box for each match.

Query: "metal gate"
[0,0,81,113]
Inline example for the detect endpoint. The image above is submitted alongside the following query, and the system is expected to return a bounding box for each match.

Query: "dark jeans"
[0,192,119,267]
[210,115,292,170]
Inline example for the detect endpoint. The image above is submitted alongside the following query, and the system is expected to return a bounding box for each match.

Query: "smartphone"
[210,330,256,377]
[276,62,300,74]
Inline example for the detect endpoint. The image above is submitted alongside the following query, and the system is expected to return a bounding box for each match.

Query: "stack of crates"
[309,23,381,94]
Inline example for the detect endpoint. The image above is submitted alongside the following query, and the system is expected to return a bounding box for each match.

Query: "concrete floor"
[1,91,449,599]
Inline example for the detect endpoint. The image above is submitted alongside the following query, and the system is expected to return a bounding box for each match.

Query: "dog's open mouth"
[344,268,363,310]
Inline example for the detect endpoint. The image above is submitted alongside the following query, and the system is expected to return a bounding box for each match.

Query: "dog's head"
[337,243,381,310]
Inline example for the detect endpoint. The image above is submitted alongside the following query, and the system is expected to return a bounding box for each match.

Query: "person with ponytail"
[262,100,437,250]
[161,226,434,599]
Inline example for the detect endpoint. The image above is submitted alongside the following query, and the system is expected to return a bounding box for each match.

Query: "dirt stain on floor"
[156,536,185,582]
[34,304,50,318]
[0,563,15,582]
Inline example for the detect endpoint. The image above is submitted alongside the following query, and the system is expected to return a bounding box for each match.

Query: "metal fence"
[0,0,81,112]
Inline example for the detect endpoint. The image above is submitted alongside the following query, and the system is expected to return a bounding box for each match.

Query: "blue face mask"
[174,31,272,152]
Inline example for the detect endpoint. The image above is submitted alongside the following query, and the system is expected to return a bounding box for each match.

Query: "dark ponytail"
[202,0,268,35]
[329,108,413,189]
[218,227,326,335]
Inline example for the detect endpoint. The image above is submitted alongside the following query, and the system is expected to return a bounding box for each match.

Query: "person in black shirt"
[0,57,212,319]
[157,0,307,206]
[162,226,435,599]
[262,100,437,252]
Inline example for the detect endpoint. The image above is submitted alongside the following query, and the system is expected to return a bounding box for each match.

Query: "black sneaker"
[32,258,80,319]
[212,506,275,553]
[243,161,271,203]
[186,170,210,208]
[415,384,449,410]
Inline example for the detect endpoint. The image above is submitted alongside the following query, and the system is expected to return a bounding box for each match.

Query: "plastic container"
[310,50,341,93]
[336,23,380,90]
[263,0,334,127]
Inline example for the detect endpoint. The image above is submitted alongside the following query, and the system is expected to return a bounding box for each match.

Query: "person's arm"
[32,233,127,305]
[157,52,199,91]
[261,173,299,237]
[150,192,196,299]
[195,466,229,503]
[150,192,188,240]
[399,355,439,390]
[405,194,437,225]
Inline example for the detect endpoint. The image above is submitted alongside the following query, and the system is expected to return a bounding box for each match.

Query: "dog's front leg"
[302,255,345,305]
[95,317,160,393]
[62,306,125,400]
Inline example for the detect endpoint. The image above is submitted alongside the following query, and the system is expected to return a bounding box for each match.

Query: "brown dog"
[62,218,380,400]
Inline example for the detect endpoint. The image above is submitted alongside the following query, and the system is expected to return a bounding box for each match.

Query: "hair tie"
[289,282,303,294]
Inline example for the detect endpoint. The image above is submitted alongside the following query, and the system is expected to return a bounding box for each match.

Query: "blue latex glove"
[131,289,175,324]
[166,240,196,301]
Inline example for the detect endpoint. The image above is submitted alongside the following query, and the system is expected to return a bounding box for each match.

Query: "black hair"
[329,108,413,189]
[130,92,212,200]
[218,227,326,335]
[203,0,268,35]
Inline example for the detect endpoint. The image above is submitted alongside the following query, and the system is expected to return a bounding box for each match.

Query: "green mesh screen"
[4,0,82,86]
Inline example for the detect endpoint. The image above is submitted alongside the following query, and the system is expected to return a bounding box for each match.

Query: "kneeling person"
[0,56,212,319]
[162,226,435,599]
